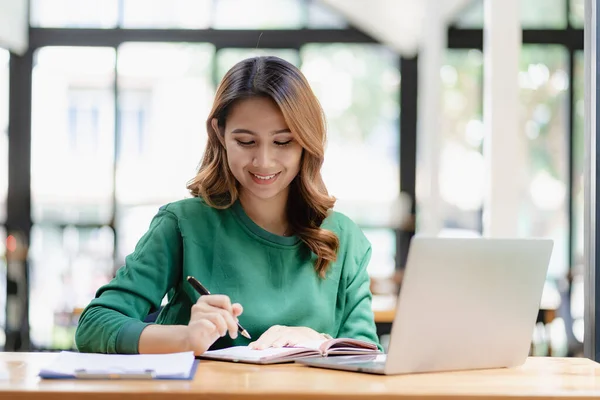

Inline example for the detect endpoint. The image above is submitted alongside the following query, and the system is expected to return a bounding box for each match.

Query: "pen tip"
[241,330,251,340]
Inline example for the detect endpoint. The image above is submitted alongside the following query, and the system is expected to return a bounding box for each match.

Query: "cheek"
[288,147,303,172]
[225,146,246,174]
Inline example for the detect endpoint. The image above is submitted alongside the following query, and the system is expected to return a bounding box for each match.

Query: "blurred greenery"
[519,45,568,182]
[570,0,584,27]
[573,50,584,266]
[300,44,400,152]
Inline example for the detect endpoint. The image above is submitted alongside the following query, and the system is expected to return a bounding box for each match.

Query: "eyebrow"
[230,128,291,135]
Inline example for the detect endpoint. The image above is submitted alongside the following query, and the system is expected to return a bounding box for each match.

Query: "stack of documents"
[39,351,197,380]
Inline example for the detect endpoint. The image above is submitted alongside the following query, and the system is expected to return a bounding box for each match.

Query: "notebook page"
[40,351,195,377]
[203,346,315,361]
[292,340,328,352]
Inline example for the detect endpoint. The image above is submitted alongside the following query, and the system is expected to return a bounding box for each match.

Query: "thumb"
[232,303,244,317]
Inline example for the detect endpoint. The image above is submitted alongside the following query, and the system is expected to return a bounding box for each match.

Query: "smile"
[249,171,281,185]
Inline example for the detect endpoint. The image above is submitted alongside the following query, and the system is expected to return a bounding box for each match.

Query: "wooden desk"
[1,353,600,400]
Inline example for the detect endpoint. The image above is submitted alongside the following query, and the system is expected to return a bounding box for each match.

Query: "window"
[213,0,304,29]
[306,0,348,29]
[439,49,484,235]
[519,45,569,280]
[121,0,212,29]
[115,43,215,262]
[31,47,116,225]
[571,50,584,342]
[570,0,584,27]
[30,47,116,349]
[28,225,114,349]
[455,0,567,29]
[301,43,400,279]
[301,44,400,226]
[30,0,118,28]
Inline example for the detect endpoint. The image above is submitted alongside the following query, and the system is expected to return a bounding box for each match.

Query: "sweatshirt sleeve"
[75,206,182,354]
[337,245,383,351]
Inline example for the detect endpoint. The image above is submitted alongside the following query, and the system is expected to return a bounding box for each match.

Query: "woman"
[75,56,380,355]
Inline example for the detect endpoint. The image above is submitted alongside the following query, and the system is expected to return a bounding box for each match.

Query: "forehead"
[226,97,288,129]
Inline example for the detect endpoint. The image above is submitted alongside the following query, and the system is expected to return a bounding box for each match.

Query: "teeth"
[253,173,276,180]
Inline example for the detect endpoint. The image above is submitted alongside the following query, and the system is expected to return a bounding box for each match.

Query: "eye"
[274,140,293,146]
[236,140,254,147]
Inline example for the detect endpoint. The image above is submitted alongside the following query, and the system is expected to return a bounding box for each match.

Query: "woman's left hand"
[249,325,328,349]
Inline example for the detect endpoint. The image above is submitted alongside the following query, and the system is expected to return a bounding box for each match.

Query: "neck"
[238,189,290,236]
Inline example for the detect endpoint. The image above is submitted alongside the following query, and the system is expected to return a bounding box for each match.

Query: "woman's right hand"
[186,295,243,355]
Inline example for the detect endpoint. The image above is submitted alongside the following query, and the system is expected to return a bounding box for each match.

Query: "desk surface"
[1,353,600,400]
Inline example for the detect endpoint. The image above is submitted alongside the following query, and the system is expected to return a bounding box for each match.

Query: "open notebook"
[200,338,381,365]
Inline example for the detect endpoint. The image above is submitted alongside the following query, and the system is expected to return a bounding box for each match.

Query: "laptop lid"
[383,237,553,375]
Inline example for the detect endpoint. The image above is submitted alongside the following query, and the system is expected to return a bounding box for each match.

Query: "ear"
[211,118,226,147]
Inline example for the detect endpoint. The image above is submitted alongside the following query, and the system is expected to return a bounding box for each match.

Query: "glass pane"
[216,49,300,83]
[519,45,569,280]
[116,43,214,206]
[570,0,584,27]
[30,0,118,28]
[572,50,584,326]
[0,49,8,223]
[31,47,116,224]
[454,0,567,28]
[29,225,114,349]
[122,0,212,29]
[307,0,348,29]
[0,227,6,350]
[213,0,304,29]
[438,49,484,236]
[301,44,400,227]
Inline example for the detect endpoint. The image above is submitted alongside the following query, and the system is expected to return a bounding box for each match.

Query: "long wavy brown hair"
[187,56,339,277]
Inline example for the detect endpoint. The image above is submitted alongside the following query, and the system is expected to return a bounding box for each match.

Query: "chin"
[247,188,283,201]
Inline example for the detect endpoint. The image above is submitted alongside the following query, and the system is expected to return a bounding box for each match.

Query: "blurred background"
[0,0,585,357]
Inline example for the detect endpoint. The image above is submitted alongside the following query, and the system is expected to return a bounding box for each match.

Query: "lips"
[252,173,277,180]
[249,171,281,185]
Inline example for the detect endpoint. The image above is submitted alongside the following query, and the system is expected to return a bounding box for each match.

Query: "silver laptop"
[298,237,553,375]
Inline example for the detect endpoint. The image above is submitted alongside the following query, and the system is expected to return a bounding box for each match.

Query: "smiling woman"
[189,56,338,275]
[75,56,382,356]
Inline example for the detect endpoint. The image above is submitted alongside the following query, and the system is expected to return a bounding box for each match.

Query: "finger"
[232,303,243,317]
[251,326,284,350]
[204,312,228,337]
[217,309,239,339]
[284,338,300,347]
[200,295,233,314]
[271,337,290,348]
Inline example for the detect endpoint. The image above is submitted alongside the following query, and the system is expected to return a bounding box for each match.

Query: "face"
[217,96,303,205]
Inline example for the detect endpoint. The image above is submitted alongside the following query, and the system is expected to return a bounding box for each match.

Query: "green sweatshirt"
[75,197,381,354]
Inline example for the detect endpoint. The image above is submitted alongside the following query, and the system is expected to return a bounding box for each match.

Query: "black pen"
[186,275,252,340]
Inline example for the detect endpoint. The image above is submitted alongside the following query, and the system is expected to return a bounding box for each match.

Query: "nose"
[252,144,276,169]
